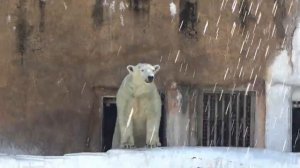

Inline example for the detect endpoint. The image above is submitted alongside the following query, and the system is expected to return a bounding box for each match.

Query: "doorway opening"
[101,95,166,152]
[101,97,117,152]
[292,101,300,152]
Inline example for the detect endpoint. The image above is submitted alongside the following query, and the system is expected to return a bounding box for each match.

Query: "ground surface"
[0,147,299,168]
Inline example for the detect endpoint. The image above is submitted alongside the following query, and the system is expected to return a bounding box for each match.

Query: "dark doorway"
[292,101,300,152]
[101,95,166,152]
[101,97,117,152]
[159,94,167,146]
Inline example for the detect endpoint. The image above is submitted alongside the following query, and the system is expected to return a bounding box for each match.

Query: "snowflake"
[170,2,177,17]
[119,1,126,12]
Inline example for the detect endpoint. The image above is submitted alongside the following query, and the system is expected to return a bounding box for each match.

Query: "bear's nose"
[148,76,154,82]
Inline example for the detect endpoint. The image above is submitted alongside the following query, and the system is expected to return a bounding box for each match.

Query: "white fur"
[113,63,162,148]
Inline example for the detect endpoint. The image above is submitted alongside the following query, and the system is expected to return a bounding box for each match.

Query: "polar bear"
[112,63,162,149]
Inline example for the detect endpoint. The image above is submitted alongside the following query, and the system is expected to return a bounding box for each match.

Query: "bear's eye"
[141,69,144,72]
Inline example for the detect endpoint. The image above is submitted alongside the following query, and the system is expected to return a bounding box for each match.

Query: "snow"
[63,1,68,10]
[265,19,300,152]
[109,1,116,13]
[292,88,300,101]
[267,50,292,85]
[290,17,300,102]
[0,147,299,168]
[119,1,126,12]
[6,15,11,23]
[103,0,109,6]
[266,50,292,152]
[169,2,176,17]
[292,17,300,75]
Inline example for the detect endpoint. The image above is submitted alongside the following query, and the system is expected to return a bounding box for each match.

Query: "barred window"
[201,91,255,147]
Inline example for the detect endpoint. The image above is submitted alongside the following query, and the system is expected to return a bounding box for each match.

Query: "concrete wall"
[0,0,296,154]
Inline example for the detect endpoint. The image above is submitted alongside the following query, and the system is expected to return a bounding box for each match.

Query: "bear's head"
[127,63,160,83]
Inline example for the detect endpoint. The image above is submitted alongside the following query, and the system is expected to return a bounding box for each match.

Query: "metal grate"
[202,91,255,147]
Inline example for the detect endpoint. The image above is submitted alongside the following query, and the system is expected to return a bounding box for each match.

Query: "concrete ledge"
[0,147,299,168]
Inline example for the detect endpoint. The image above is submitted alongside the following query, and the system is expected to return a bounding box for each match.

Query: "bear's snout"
[146,76,154,83]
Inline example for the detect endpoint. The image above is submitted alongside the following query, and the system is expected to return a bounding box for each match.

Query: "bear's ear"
[127,65,135,73]
[154,65,160,73]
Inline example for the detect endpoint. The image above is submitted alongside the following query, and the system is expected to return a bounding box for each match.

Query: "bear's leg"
[146,115,161,148]
[119,123,135,148]
[117,101,135,148]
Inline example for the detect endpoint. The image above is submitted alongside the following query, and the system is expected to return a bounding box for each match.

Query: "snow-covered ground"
[0,147,299,168]
[265,17,300,152]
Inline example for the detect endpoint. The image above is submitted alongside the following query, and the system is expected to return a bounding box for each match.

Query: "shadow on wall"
[0,109,89,155]
[39,0,46,32]
[92,0,104,28]
[179,0,198,39]
[16,0,31,65]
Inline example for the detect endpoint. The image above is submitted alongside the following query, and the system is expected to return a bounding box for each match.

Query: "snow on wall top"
[267,50,292,85]
[0,147,299,168]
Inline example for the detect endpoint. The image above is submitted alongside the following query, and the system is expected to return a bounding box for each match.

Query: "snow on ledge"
[0,147,299,168]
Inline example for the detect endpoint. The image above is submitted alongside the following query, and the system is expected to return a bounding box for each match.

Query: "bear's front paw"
[121,144,136,149]
[146,142,161,148]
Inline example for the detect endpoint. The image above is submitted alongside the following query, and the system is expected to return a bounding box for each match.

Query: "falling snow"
[119,1,126,12]
[2,0,300,167]
[169,2,177,18]
[109,1,116,13]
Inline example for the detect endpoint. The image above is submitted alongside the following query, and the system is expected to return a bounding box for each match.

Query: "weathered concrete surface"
[0,0,296,154]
